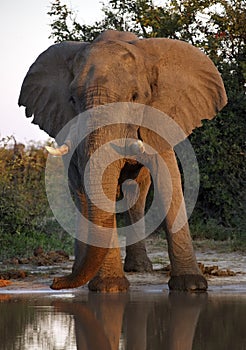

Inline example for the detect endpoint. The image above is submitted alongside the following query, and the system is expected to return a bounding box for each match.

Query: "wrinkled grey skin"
[19,30,227,292]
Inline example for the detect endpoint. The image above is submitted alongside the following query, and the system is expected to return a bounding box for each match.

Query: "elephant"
[18,30,227,292]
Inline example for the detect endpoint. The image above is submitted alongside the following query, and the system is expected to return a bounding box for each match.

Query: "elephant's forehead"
[87,41,139,60]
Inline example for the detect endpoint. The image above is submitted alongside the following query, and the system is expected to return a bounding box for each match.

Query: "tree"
[48,0,104,42]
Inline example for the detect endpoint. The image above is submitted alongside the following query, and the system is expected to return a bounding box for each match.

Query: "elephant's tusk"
[45,144,69,156]
[129,140,145,154]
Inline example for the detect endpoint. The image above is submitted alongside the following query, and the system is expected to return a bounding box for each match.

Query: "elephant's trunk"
[51,245,108,289]
[50,90,124,290]
[51,126,121,290]
[81,86,120,111]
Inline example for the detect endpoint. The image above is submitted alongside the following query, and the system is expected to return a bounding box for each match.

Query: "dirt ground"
[0,237,245,293]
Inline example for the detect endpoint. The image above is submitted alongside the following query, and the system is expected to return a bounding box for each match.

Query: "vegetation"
[1,1,245,259]
[0,137,73,260]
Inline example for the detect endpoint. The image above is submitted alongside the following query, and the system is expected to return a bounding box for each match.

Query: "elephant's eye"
[69,96,76,105]
[131,92,139,102]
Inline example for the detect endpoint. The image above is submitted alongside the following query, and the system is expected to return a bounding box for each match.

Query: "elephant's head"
[18,30,227,289]
[19,30,227,145]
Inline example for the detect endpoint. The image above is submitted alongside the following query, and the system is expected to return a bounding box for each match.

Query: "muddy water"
[0,288,246,350]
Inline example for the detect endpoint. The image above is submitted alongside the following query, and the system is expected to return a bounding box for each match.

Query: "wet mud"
[0,240,245,292]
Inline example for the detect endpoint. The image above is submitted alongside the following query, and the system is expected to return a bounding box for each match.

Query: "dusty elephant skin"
[18,30,227,292]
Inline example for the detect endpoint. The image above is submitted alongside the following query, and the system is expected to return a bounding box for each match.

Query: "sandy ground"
[0,238,245,294]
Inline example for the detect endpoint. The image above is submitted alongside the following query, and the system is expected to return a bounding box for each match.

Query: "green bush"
[0,137,73,260]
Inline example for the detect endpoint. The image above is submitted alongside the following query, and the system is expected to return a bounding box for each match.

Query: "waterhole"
[0,288,245,350]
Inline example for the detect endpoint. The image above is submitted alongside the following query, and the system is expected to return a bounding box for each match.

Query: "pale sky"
[0,0,104,144]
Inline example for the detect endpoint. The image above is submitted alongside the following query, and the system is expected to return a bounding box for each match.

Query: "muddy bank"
[0,239,245,292]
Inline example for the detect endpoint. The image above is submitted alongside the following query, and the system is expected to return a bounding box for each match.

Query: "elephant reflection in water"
[54,292,207,350]
[54,294,128,350]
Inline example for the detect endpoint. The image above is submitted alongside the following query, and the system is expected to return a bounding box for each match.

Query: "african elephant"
[18,30,227,292]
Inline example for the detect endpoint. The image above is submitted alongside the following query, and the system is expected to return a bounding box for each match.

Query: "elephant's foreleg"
[153,150,207,291]
[88,162,129,292]
[88,229,130,292]
[88,246,130,293]
[123,167,153,272]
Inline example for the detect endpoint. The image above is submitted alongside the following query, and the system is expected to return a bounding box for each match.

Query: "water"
[0,288,246,350]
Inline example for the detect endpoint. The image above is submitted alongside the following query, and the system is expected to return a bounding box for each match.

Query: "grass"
[0,230,73,261]
[0,218,245,262]
[190,218,246,252]
[149,218,246,254]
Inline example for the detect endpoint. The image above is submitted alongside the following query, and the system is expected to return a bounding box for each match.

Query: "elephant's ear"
[18,41,88,142]
[135,38,227,138]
